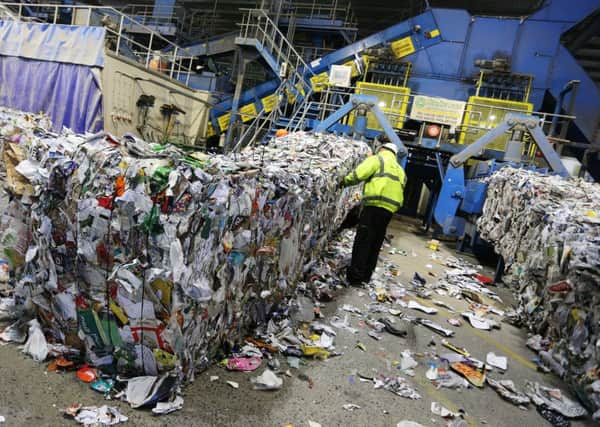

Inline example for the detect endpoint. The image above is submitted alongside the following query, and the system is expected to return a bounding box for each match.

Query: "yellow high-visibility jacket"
[343,149,406,213]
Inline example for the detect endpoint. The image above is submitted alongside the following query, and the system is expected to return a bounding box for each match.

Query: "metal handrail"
[233,81,290,150]
[316,85,576,139]
[232,107,271,152]
[235,7,318,143]
[287,100,318,132]
[280,0,358,27]
[239,8,315,78]
[0,2,196,85]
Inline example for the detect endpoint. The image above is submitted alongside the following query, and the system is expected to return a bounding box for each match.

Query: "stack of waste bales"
[0,106,368,385]
[478,167,600,419]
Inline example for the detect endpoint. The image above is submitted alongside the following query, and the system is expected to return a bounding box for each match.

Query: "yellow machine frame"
[459,96,534,151]
[348,81,411,130]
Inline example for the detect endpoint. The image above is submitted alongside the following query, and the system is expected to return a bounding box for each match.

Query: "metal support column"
[225,48,250,152]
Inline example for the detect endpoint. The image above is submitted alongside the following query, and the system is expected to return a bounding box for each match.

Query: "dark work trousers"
[347,205,393,285]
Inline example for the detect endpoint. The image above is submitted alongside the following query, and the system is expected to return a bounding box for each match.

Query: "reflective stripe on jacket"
[343,149,406,213]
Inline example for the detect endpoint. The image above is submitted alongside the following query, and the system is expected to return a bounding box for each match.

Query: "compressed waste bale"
[0,106,368,386]
[478,167,600,418]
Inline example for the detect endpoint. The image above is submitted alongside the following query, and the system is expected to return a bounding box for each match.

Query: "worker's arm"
[343,156,379,186]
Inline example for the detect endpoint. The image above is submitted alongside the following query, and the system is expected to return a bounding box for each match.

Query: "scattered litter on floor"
[399,350,418,372]
[250,369,283,391]
[152,396,184,415]
[431,401,460,419]
[342,403,361,411]
[462,312,491,330]
[487,378,530,406]
[408,301,437,314]
[486,352,507,371]
[68,405,128,426]
[526,382,588,418]
[374,375,421,399]
[397,421,425,427]
[450,362,486,387]
[417,319,454,337]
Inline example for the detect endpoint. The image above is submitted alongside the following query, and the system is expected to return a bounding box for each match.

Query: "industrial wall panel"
[418,41,464,77]
[460,18,520,77]
[410,49,434,76]
[511,21,562,88]
[431,8,470,42]
[548,46,600,140]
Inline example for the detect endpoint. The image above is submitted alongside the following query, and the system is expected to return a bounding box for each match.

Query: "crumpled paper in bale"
[0,107,368,396]
[478,167,600,417]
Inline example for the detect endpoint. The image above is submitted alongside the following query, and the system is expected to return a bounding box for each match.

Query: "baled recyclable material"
[0,107,368,407]
[478,167,599,415]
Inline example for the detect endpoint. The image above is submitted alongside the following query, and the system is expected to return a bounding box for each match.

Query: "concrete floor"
[0,217,594,427]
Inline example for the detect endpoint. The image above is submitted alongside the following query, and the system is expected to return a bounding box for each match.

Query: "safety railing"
[238,8,314,84]
[237,8,315,143]
[280,0,357,28]
[316,85,576,144]
[232,80,289,151]
[285,99,319,132]
[119,3,180,26]
[0,2,17,20]
[0,2,197,86]
[459,102,575,141]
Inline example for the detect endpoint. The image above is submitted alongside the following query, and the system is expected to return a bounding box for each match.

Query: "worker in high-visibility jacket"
[341,142,406,286]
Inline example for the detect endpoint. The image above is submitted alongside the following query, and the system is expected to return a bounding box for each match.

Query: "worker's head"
[275,129,289,138]
[379,142,398,156]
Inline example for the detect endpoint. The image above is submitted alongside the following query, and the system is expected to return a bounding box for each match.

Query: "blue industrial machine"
[433,113,569,238]
[209,0,600,157]
[315,98,570,247]
[213,0,599,245]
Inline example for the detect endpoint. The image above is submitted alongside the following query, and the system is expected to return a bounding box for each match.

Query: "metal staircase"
[234,7,315,144]
[0,3,17,20]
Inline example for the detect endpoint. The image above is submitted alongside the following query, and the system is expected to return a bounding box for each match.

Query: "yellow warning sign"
[342,60,361,78]
[206,122,215,137]
[217,113,230,131]
[261,94,277,113]
[391,36,416,59]
[286,84,305,104]
[428,28,441,38]
[285,87,295,103]
[310,72,329,92]
[239,103,257,122]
